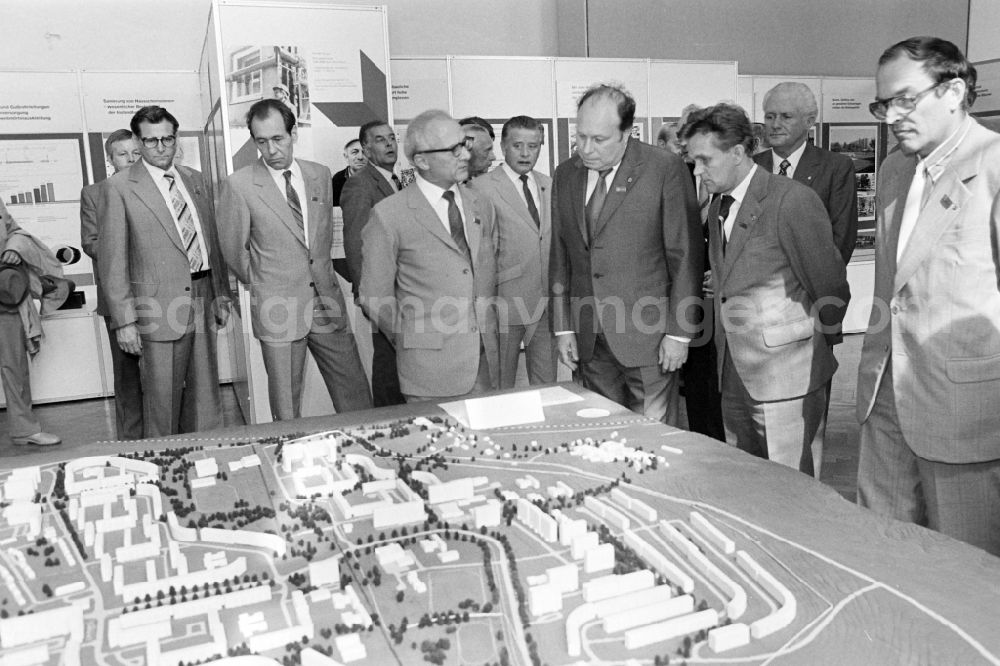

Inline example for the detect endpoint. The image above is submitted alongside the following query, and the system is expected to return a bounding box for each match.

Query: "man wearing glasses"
[856,37,1000,556]
[359,109,500,402]
[99,105,233,437]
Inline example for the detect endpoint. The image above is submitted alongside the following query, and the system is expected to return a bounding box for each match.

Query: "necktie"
[778,159,791,177]
[586,168,612,242]
[896,161,926,261]
[520,174,541,228]
[718,194,735,253]
[442,190,472,263]
[392,173,402,191]
[283,170,304,232]
[162,172,204,272]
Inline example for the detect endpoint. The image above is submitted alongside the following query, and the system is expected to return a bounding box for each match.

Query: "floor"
[0,334,865,501]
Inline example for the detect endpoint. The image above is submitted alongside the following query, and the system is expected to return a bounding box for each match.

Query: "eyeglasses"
[869,81,949,120]
[140,135,177,149]
[415,136,473,157]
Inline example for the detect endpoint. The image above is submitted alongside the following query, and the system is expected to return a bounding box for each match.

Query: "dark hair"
[501,115,543,142]
[130,106,179,137]
[245,98,296,136]
[459,116,495,139]
[359,120,390,146]
[879,36,978,108]
[577,84,636,132]
[343,138,361,151]
[679,103,754,155]
[104,129,135,157]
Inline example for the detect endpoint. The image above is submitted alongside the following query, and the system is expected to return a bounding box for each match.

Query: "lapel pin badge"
[940,195,953,209]
[614,185,626,193]
[474,217,481,225]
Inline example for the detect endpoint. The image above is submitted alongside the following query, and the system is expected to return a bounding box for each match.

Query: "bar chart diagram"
[0,137,84,206]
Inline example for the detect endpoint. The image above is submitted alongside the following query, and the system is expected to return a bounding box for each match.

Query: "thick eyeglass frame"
[414,136,473,157]
[868,80,954,120]
[140,135,177,149]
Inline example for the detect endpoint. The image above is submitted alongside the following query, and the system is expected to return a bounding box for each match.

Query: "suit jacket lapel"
[571,159,589,246]
[594,139,641,238]
[495,169,537,232]
[130,162,185,254]
[719,168,767,284]
[537,172,552,233]
[368,165,396,198]
[894,160,971,291]
[300,160,324,249]
[253,159,306,247]
[409,186,457,253]
[881,156,915,285]
[462,189,481,263]
[794,144,819,189]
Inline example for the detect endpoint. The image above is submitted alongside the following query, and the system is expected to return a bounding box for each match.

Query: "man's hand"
[0,250,21,265]
[556,333,579,372]
[702,270,714,299]
[658,336,688,372]
[116,323,142,356]
[213,298,232,328]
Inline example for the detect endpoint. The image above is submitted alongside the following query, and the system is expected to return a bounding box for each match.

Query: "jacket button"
[471,327,477,333]
[309,282,315,287]
[890,305,899,314]
[184,287,191,292]
[884,344,890,352]
[720,296,727,304]
[310,259,314,265]
[593,273,602,279]
[463,268,470,274]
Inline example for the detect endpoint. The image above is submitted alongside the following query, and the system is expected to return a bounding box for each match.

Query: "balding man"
[360,110,500,402]
[459,116,496,180]
[755,82,858,264]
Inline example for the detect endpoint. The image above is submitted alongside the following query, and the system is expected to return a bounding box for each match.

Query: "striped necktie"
[283,170,304,231]
[162,172,203,272]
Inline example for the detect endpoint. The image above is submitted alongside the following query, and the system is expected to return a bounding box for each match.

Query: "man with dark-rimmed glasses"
[359,109,500,402]
[856,37,1000,556]
[99,105,233,437]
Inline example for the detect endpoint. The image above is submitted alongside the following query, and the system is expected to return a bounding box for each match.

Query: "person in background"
[332,138,367,207]
[80,129,144,439]
[459,116,496,180]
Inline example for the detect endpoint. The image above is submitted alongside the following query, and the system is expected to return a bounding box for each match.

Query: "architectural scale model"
[0,397,996,665]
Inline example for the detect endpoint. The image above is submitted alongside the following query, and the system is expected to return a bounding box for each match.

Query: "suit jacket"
[754,144,858,264]
[80,181,110,317]
[331,166,350,207]
[710,167,849,402]
[359,183,499,397]
[341,163,397,296]
[470,167,551,326]
[98,161,230,341]
[549,138,703,366]
[218,158,350,343]
[856,120,1000,463]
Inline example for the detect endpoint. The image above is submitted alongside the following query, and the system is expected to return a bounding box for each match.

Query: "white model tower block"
[546,563,579,593]
[528,581,562,616]
[709,623,751,653]
[571,532,599,560]
[690,511,735,555]
[558,516,587,546]
[583,542,614,573]
[335,633,367,662]
[372,500,425,528]
[603,594,694,633]
[427,478,475,504]
[193,458,218,478]
[624,609,719,649]
[582,570,654,603]
[472,499,502,528]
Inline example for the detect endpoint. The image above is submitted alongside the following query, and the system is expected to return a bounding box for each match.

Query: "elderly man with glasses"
[856,37,1000,557]
[359,109,500,402]
[98,105,233,437]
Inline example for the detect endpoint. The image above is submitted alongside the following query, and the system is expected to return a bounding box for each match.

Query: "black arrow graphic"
[314,50,388,127]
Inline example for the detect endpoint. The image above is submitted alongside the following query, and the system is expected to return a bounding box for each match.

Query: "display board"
[0,385,997,665]
[972,59,1000,134]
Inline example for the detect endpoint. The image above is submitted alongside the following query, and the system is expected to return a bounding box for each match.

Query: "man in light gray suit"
[857,37,1000,556]
[99,106,233,438]
[471,115,556,387]
[681,103,850,477]
[80,129,144,440]
[360,109,500,402]
[218,99,372,421]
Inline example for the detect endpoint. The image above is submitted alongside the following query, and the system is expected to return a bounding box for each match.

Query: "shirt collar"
[262,158,301,180]
[502,162,533,186]
[414,173,458,203]
[772,141,807,170]
[372,164,397,184]
[727,164,757,204]
[142,158,176,180]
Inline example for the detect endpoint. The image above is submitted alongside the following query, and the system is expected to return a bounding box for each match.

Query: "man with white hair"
[359,109,500,402]
[755,82,858,264]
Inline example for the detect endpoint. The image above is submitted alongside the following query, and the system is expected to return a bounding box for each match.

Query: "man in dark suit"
[99,106,233,438]
[681,104,850,477]
[331,138,366,207]
[754,82,858,265]
[360,109,499,402]
[218,99,372,421]
[80,129,144,439]
[341,119,404,406]
[470,115,556,387]
[550,84,702,424]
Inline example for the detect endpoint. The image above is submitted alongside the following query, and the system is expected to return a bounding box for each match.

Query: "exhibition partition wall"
[210,0,392,424]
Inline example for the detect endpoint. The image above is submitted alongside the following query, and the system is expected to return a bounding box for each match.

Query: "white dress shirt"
[262,159,310,248]
[769,141,807,178]
[414,173,466,240]
[502,162,540,208]
[142,159,210,269]
[721,164,758,242]
[373,164,400,191]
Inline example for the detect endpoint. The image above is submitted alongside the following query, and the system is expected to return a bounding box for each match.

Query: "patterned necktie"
[585,168,612,242]
[162,172,204,272]
[520,174,541,228]
[778,159,791,177]
[718,194,735,253]
[283,170,304,232]
[391,173,402,192]
[442,190,472,263]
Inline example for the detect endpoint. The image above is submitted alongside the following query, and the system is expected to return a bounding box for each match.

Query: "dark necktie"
[519,174,541,228]
[585,168,612,242]
[283,170,304,232]
[778,159,791,177]
[392,173,402,191]
[718,194,735,253]
[442,190,472,263]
